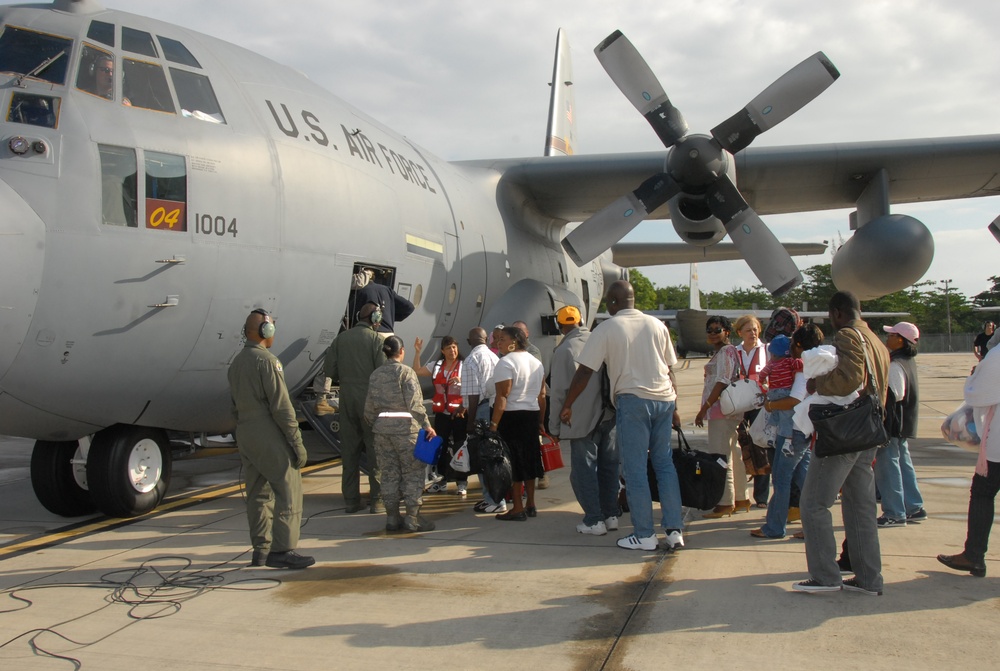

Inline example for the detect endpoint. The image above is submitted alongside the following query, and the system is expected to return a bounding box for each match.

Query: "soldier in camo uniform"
[364,336,438,532]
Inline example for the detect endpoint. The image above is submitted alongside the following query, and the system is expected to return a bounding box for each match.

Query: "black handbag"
[809,328,889,458]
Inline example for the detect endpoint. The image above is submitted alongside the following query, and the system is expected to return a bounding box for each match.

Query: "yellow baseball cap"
[557,305,582,325]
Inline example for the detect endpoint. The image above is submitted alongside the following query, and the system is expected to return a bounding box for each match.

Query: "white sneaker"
[577,520,608,536]
[481,501,507,514]
[427,481,448,494]
[616,534,658,551]
[663,529,684,551]
[605,516,619,531]
[456,483,468,497]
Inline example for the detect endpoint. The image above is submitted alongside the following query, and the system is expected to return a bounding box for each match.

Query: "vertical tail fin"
[688,263,702,311]
[544,28,577,156]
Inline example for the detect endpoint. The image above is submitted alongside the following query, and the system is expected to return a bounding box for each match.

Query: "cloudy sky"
[122,0,1000,299]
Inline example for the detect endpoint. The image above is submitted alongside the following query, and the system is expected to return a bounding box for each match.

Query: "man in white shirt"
[559,280,684,552]
[458,327,504,513]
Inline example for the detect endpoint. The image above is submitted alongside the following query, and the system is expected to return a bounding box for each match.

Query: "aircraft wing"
[611,242,826,266]
[461,134,1000,222]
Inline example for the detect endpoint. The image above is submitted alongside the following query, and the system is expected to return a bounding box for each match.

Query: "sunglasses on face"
[706,328,725,335]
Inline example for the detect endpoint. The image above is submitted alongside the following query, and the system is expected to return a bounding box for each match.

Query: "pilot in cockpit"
[93,54,114,100]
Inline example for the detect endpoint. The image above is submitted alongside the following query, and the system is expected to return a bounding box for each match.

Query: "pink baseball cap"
[883,322,919,343]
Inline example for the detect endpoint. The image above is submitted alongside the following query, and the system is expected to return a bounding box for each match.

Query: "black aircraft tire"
[30,440,97,517]
[87,425,172,518]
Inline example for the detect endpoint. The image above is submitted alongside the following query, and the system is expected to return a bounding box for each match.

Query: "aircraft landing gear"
[86,425,172,518]
[30,439,97,517]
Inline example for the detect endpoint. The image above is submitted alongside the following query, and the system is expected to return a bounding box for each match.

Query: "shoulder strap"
[850,327,877,396]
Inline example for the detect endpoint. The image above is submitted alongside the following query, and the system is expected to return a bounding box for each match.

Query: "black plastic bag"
[475,428,512,504]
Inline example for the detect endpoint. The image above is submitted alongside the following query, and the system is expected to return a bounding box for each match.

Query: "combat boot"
[385,500,403,532]
[404,504,436,532]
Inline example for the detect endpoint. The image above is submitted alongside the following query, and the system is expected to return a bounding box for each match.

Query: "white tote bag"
[748,407,777,448]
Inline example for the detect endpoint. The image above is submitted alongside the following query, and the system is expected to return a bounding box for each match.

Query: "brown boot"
[315,398,335,416]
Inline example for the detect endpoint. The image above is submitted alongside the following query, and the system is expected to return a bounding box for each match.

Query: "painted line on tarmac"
[0,459,340,561]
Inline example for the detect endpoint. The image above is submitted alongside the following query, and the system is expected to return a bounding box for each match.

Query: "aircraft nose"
[0,177,45,384]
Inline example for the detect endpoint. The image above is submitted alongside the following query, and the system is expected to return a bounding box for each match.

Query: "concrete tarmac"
[0,353,995,670]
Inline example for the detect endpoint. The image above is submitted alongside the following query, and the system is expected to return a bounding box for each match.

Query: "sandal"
[791,531,805,539]
[750,528,780,539]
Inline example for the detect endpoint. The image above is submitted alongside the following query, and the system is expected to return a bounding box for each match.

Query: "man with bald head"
[325,302,387,513]
[560,280,685,552]
[228,309,314,569]
[459,325,504,512]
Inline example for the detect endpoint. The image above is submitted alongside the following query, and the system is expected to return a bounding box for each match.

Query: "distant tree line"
[629,265,1000,336]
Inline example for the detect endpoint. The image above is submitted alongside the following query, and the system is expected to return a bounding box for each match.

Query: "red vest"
[432,360,462,414]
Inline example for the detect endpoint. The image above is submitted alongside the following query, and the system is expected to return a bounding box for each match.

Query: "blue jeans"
[570,418,621,525]
[760,431,810,537]
[616,394,682,537]
[873,437,924,520]
[801,446,883,591]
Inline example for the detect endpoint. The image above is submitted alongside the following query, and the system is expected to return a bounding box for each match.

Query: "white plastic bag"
[941,403,980,451]
[748,406,777,448]
[450,439,471,473]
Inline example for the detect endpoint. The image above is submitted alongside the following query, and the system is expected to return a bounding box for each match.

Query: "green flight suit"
[228,342,307,554]
[324,322,387,507]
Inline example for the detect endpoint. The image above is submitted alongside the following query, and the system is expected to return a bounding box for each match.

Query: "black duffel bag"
[644,428,728,511]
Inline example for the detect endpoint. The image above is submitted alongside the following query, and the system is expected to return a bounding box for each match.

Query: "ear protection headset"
[250,308,275,339]
[356,303,383,327]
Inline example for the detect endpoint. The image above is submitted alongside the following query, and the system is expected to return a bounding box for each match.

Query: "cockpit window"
[76,44,116,101]
[7,92,60,128]
[87,20,115,47]
[170,68,225,124]
[145,152,187,232]
[122,27,158,57]
[99,145,138,228]
[122,58,175,113]
[0,26,71,85]
[158,36,200,68]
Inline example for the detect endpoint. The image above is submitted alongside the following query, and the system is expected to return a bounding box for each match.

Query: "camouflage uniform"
[364,361,432,528]
[324,322,386,509]
[227,342,307,555]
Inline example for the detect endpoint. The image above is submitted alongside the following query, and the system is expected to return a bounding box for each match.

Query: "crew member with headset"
[325,302,388,513]
[227,309,315,569]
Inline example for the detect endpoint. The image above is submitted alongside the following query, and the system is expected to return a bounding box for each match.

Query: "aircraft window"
[99,145,138,228]
[0,26,71,85]
[122,58,175,113]
[145,152,187,232]
[122,27,158,57]
[87,20,115,47]
[7,92,60,128]
[170,68,225,124]
[158,36,200,68]
[75,44,116,101]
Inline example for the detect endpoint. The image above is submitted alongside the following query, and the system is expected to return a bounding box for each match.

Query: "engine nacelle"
[831,214,934,300]
[667,194,727,247]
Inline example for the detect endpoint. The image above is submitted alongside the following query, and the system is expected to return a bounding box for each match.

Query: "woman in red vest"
[413,336,467,496]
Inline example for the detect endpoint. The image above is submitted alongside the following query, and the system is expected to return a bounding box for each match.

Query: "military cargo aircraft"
[2,0,999,519]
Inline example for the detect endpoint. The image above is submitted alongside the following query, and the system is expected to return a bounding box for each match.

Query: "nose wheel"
[86,425,172,518]
[30,439,97,517]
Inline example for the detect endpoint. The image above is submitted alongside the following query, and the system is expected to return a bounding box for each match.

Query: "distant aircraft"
[1,1,998,519]
[598,264,908,358]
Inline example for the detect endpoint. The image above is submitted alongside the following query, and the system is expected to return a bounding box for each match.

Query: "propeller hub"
[667,134,729,189]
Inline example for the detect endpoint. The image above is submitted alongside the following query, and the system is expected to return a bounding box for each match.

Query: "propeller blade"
[562,172,680,266]
[706,176,803,296]
[712,52,840,154]
[595,30,688,147]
